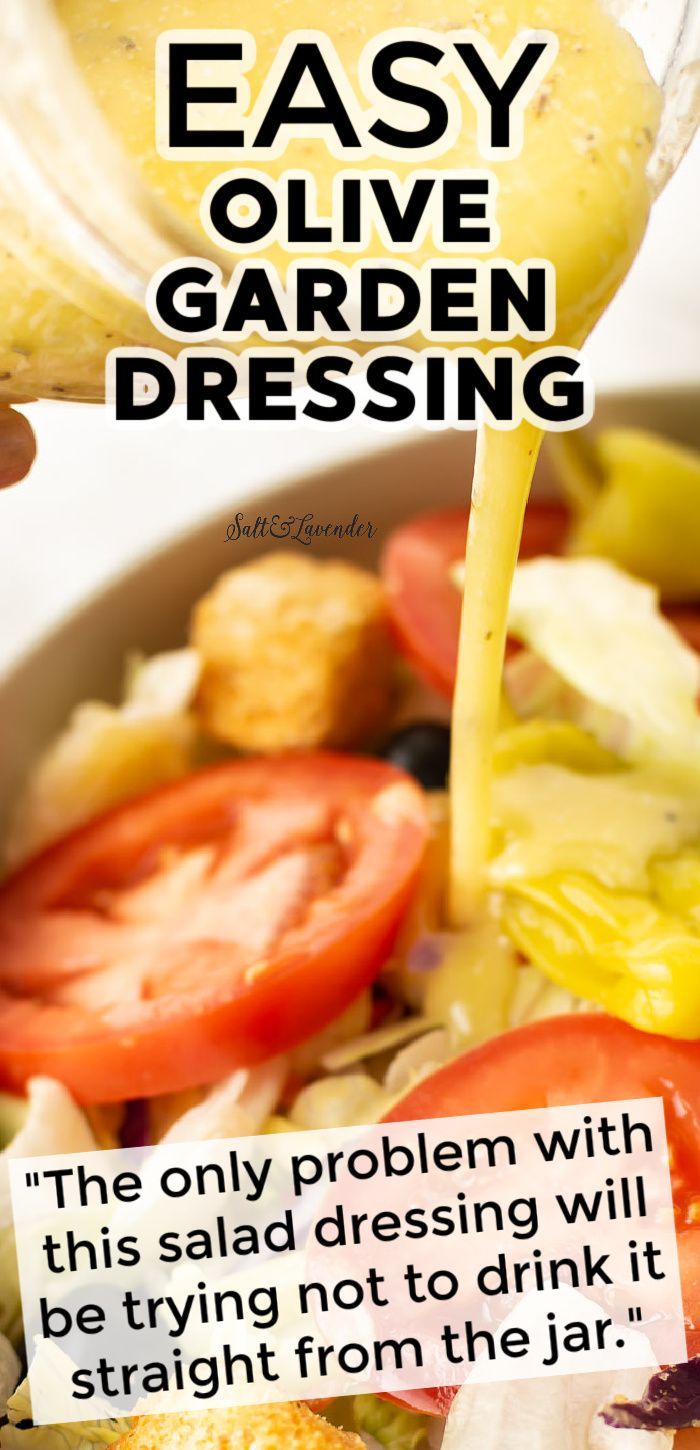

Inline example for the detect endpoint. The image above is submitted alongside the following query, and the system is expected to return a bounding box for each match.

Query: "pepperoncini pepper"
[502,869,700,1038]
[650,848,700,926]
[554,427,700,601]
[492,719,623,775]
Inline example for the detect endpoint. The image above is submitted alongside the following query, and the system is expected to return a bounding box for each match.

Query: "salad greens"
[560,427,700,601]
[353,1396,429,1450]
[507,558,700,782]
[0,1082,95,1344]
[441,1369,672,1449]
[0,1381,129,1450]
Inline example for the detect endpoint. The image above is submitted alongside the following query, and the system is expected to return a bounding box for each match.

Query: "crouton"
[192,554,395,751]
[114,1402,364,1450]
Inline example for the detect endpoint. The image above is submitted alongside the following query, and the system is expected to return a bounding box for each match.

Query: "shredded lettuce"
[0,1234,23,1350]
[382,1028,453,1098]
[506,558,700,785]
[0,1097,25,1154]
[159,1059,286,1143]
[353,1396,429,1450]
[123,650,199,714]
[507,962,584,1027]
[320,1017,438,1074]
[5,650,201,867]
[0,1334,20,1420]
[290,1073,392,1130]
[442,1371,672,1449]
[290,993,373,1080]
[0,1379,129,1450]
[0,1081,96,1344]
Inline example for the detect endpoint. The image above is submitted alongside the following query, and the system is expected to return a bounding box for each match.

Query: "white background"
[0,139,698,677]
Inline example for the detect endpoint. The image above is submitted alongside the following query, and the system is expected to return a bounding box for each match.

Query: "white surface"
[0,139,698,677]
[587,136,700,388]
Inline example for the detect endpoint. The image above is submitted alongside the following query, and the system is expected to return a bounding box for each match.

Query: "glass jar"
[0,0,697,403]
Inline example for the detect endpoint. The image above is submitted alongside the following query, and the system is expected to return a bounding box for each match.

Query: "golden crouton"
[192,554,395,751]
[115,1403,364,1450]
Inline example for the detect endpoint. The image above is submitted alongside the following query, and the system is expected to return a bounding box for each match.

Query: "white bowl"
[1,384,698,835]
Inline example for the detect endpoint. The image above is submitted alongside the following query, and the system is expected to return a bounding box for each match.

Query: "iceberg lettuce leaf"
[0,1333,20,1420]
[0,1081,96,1343]
[507,557,700,783]
[442,1370,671,1449]
[1,1380,129,1450]
[353,1395,428,1450]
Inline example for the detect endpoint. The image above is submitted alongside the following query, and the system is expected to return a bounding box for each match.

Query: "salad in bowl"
[2,419,700,1448]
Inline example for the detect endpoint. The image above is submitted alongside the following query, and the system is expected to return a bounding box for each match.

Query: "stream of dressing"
[449,421,541,923]
[447,8,662,926]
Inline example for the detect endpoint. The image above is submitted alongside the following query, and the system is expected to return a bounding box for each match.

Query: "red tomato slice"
[381,505,700,695]
[384,1014,700,1415]
[0,754,427,1104]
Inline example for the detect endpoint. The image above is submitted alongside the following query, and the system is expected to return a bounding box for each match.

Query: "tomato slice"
[380,503,569,697]
[381,504,700,695]
[0,754,427,1104]
[384,1014,700,1415]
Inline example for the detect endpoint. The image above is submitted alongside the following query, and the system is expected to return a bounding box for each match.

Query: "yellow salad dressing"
[449,421,542,921]
[0,1,659,400]
[0,2,661,922]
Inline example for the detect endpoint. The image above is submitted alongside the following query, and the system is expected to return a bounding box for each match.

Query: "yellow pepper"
[650,847,700,925]
[502,870,700,1038]
[554,427,700,601]
[492,719,623,775]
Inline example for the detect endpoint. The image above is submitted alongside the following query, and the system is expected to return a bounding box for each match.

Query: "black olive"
[381,721,451,790]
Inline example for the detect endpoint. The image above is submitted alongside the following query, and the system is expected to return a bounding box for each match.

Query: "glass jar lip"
[0,0,206,342]
[649,0,700,191]
[608,0,700,191]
